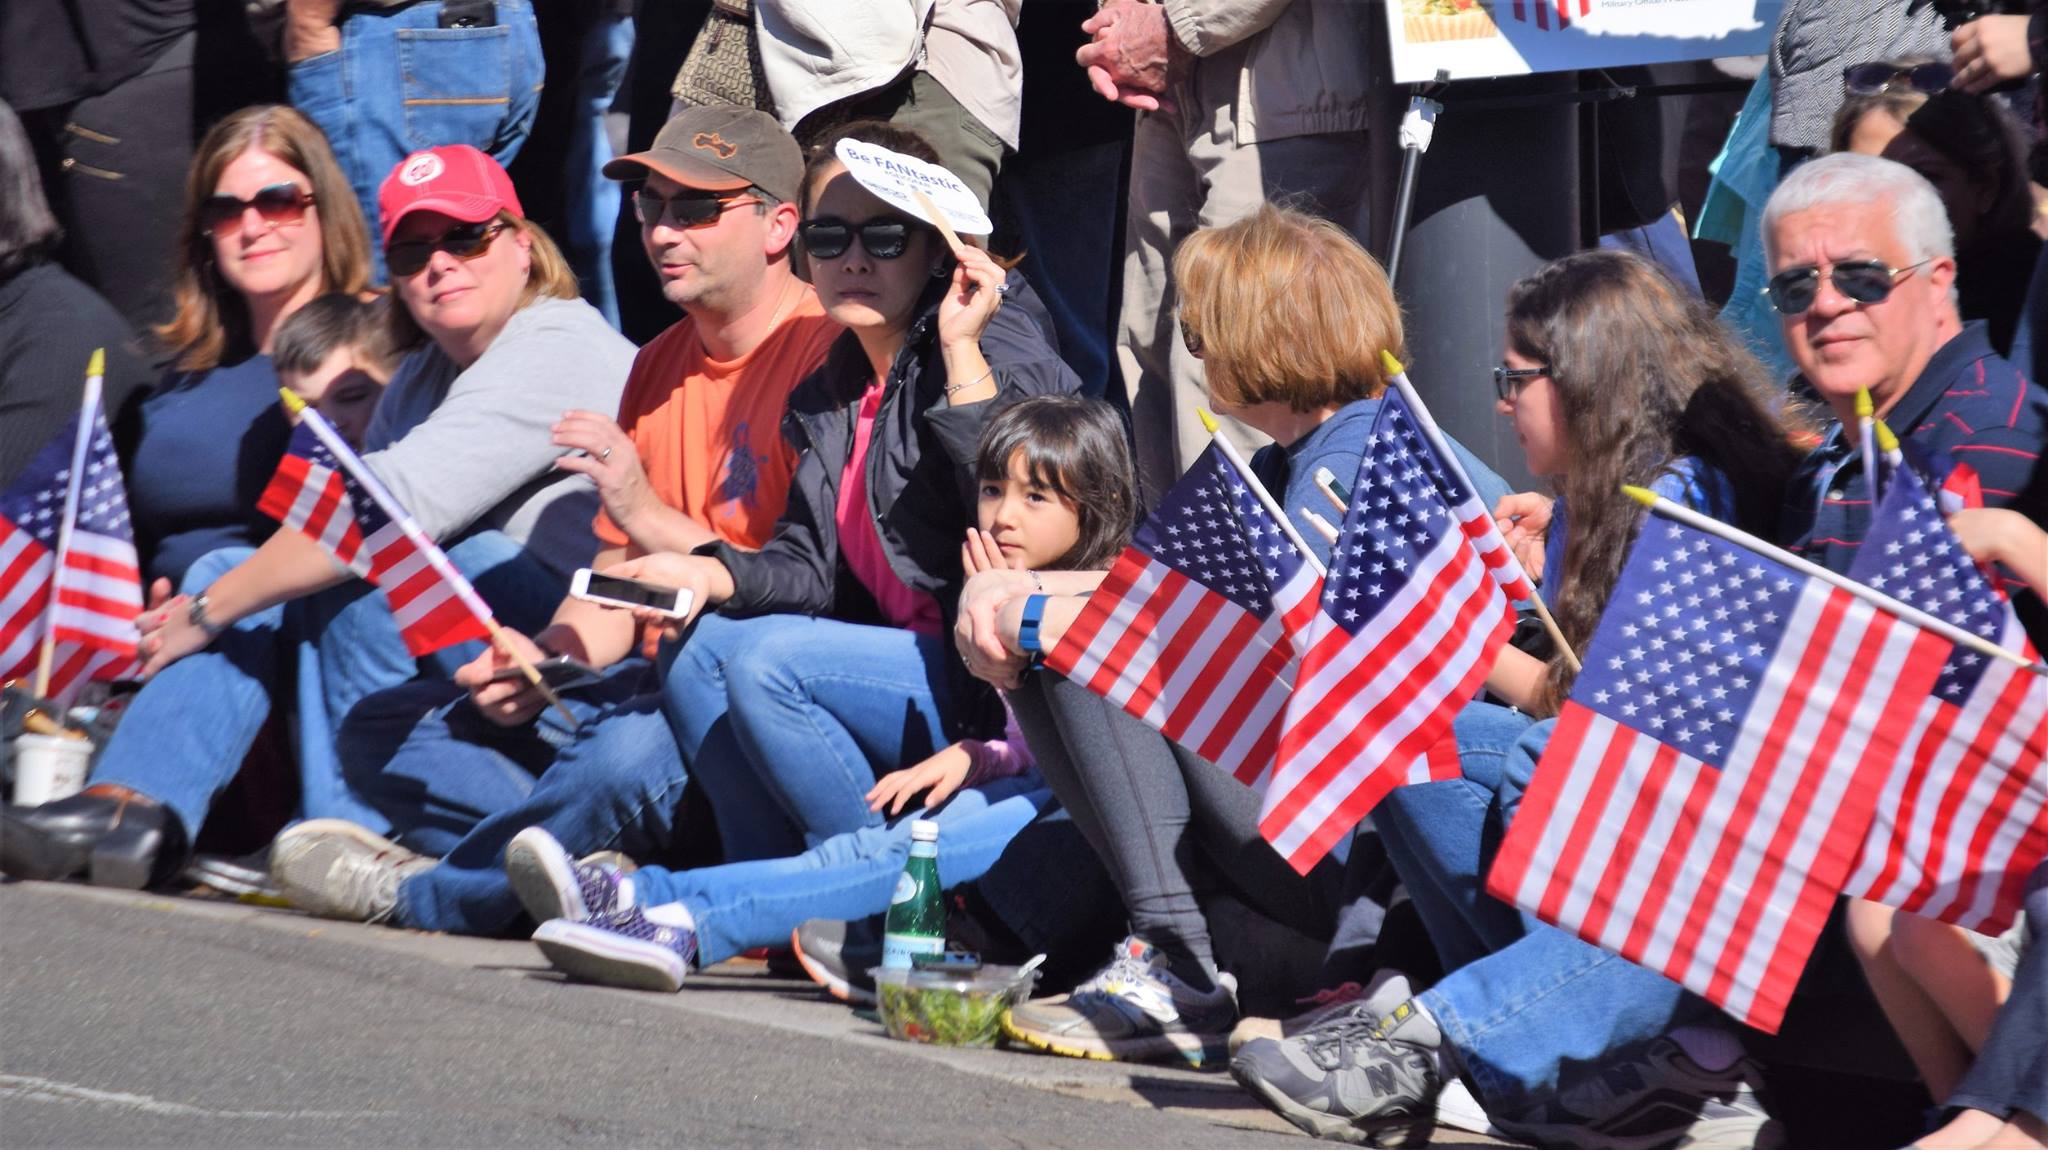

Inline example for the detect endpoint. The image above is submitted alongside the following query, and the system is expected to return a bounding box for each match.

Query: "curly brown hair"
[1507,250,1812,713]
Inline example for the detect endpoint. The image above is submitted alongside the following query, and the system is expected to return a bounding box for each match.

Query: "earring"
[931,262,950,278]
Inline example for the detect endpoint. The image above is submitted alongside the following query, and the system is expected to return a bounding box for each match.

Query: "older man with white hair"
[1764,152,2047,576]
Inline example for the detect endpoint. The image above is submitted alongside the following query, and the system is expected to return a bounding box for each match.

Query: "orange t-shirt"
[594,292,841,550]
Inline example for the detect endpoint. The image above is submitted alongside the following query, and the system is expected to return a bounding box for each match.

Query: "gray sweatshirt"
[361,296,635,581]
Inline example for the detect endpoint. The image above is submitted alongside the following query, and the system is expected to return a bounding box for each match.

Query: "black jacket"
[708,274,1083,739]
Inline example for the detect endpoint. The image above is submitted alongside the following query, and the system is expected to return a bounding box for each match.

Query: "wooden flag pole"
[1313,462,1580,673]
[33,349,106,701]
[278,388,579,727]
[1624,485,2045,675]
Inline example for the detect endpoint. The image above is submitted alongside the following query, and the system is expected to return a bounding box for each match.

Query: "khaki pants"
[1117,75,1371,502]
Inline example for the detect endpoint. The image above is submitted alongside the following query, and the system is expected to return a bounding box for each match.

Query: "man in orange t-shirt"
[463,106,839,722]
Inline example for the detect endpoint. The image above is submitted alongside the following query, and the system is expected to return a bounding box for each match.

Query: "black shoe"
[0,792,183,886]
[791,917,881,1005]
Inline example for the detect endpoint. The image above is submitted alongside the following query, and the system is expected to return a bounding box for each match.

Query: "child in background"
[271,292,392,448]
[502,396,1138,994]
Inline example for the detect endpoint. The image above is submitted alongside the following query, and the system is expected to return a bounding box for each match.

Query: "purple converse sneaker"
[505,827,634,924]
[532,904,699,993]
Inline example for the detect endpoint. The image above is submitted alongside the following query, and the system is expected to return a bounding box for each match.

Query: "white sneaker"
[270,819,434,923]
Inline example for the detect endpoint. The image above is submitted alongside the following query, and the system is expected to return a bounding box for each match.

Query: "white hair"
[1761,152,1955,264]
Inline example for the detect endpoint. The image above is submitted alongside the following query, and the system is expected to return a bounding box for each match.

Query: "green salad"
[877,981,1010,1047]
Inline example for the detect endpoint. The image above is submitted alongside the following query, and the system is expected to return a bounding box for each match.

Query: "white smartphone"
[570,568,694,619]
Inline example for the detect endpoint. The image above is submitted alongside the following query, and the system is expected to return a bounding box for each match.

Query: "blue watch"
[1017,594,1050,666]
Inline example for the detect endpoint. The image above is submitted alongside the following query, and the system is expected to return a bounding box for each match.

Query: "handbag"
[671,0,776,116]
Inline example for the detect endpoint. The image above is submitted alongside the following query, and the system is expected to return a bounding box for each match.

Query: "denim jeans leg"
[720,616,955,848]
[392,677,685,935]
[634,779,1055,965]
[657,614,804,863]
[1375,701,1534,973]
[87,547,277,841]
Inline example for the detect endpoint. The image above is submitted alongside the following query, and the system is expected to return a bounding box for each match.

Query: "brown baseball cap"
[604,106,803,205]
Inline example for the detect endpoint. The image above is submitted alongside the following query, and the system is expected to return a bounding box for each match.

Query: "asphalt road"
[1,882,1327,1150]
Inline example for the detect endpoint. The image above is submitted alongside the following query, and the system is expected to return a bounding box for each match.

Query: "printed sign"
[833,138,994,237]
[1386,0,1781,84]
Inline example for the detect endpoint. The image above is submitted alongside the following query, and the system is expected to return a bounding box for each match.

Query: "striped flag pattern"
[1264,391,1517,871]
[1045,442,1320,794]
[1486,516,1950,1031]
[0,402,143,704]
[1843,459,2048,934]
[258,422,490,657]
[1511,0,1592,29]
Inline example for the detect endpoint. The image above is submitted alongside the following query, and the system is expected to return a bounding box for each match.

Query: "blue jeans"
[90,531,564,844]
[340,660,688,936]
[1388,709,1710,1112]
[632,777,1055,966]
[289,0,544,281]
[658,613,959,864]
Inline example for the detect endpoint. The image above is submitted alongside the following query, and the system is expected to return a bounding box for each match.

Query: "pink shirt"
[834,382,943,635]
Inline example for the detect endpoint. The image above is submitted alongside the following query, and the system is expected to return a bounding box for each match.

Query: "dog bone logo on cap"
[692,132,739,159]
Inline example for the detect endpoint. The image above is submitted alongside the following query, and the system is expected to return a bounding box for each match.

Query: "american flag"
[259,421,491,657]
[1264,393,1517,872]
[1842,459,2048,934]
[1486,515,1951,1032]
[1511,0,1592,29]
[1045,442,1320,791]
[0,402,143,704]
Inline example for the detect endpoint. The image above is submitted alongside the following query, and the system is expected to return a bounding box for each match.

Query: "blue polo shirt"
[1782,321,2048,576]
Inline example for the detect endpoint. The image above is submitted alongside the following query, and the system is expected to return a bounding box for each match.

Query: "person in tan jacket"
[1078,0,1373,498]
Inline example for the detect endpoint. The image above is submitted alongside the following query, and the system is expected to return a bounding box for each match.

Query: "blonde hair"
[1173,203,1404,412]
[387,211,581,352]
[156,105,372,373]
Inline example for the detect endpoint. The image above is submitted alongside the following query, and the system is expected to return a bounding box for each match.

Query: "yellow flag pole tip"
[1379,349,1405,375]
[86,348,105,377]
[1874,420,1900,454]
[1197,409,1219,435]
[1854,388,1874,418]
[278,387,308,415]
[1622,484,1658,507]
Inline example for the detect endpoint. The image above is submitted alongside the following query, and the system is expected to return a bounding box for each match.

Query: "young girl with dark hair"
[498,396,1133,993]
[1233,249,1814,1148]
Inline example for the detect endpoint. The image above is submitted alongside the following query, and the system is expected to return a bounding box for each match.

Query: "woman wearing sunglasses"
[3,139,633,890]
[581,120,1084,873]
[1829,59,2039,357]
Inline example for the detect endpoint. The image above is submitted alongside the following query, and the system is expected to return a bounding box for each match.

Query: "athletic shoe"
[1229,998,1444,1147]
[532,903,699,994]
[790,918,880,1006]
[269,819,435,924]
[1228,970,1414,1054]
[1000,936,1239,1067]
[504,827,635,925]
[1492,1032,1786,1150]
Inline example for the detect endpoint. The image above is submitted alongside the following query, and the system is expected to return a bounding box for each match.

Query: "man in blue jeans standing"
[285,0,544,282]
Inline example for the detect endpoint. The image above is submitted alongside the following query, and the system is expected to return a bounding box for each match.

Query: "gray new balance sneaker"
[1229,970,1414,1054]
[269,819,435,923]
[1229,998,1443,1147]
[1000,936,1238,1067]
[1493,1032,1786,1150]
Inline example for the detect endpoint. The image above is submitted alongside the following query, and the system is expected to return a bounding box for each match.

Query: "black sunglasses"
[798,217,920,261]
[199,183,315,237]
[1493,364,1549,402]
[1762,258,1932,315]
[634,189,759,229]
[1843,61,1954,97]
[385,220,508,278]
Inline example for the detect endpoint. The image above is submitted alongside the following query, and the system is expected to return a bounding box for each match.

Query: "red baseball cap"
[377,145,524,246]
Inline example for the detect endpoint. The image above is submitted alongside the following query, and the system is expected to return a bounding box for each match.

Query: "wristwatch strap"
[187,592,228,638]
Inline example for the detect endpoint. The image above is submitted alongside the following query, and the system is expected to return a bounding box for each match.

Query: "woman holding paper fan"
[0,136,631,891]
[1231,249,1815,1147]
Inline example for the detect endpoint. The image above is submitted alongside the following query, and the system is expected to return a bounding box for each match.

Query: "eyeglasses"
[199,183,315,237]
[1761,258,1932,315]
[633,189,760,228]
[385,221,508,278]
[797,217,919,261]
[1493,364,1549,402]
[1842,61,1954,96]
[1178,314,1203,358]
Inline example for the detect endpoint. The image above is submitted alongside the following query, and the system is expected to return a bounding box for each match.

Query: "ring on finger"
[600,446,613,462]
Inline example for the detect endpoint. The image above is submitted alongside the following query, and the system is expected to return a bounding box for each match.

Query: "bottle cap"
[909,819,939,842]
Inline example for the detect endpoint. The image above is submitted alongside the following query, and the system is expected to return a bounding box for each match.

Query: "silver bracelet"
[944,368,995,397]
[1028,570,1045,592]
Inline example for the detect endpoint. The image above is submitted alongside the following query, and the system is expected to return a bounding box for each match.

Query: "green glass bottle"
[882,819,945,969]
